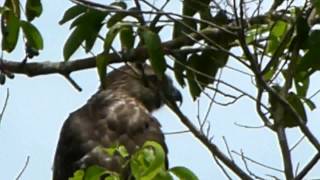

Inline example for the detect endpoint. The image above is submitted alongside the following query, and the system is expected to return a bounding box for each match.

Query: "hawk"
[53,64,182,180]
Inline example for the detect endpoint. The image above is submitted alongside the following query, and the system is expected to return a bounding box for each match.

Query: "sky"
[0,0,320,180]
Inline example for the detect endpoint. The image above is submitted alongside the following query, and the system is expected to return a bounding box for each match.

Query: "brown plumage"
[53,64,182,180]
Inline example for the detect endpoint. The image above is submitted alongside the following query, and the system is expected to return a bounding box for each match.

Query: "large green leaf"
[298,46,320,76]
[96,54,109,89]
[63,9,107,58]
[104,24,121,52]
[186,54,202,100]
[59,5,87,25]
[83,166,107,180]
[170,166,199,180]
[119,25,135,51]
[266,20,288,53]
[63,26,87,61]
[25,0,42,21]
[20,20,43,50]
[1,10,20,52]
[141,29,166,78]
[131,141,166,180]
[283,92,308,127]
[69,170,85,180]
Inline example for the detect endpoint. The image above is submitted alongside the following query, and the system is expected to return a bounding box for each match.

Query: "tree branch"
[1,28,227,77]
[276,127,294,179]
[164,99,253,180]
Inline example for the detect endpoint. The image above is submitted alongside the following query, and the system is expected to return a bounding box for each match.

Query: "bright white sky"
[0,0,320,180]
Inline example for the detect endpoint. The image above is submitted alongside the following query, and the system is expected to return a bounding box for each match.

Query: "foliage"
[69,141,198,180]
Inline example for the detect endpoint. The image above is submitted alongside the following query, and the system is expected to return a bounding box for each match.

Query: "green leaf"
[96,54,109,89]
[102,145,117,156]
[1,10,20,52]
[69,170,85,180]
[107,13,127,28]
[303,98,316,111]
[84,165,106,180]
[25,0,42,21]
[170,166,199,180]
[131,141,166,180]
[70,9,107,29]
[0,6,10,14]
[172,52,187,87]
[298,46,320,75]
[295,11,310,49]
[294,71,309,97]
[271,20,287,37]
[59,5,87,25]
[20,20,43,50]
[105,2,127,28]
[67,9,106,53]
[246,25,269,44]
[117,145,129,158]
[306,30,320,48]
[313,0,320,14]
[84,23,104,53]
[141,29,166,78]
[104,24,121,52]
[284,92,308,127]
[153,171,174,180]
[186,54,202,100]
[63,26,87,61]
[4,0,20,17]
[104,175,121,180]
[120,25,135,51]
[267,20,288,53]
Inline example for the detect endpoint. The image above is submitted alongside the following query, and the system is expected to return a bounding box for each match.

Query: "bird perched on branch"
[52,64,182,180]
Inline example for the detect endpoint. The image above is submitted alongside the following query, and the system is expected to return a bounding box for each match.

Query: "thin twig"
[164,130,190,135]
[294,152,320,180]
[240,150,265,180]
[222,136,234,162]
[62,73,82,91]
[289,136,305,152]
[16,156,30,180]
[213,155,233,180]
[0,88,9,125]
[164,98,253,179]
[232,150,283,173]
[234,122,265,129]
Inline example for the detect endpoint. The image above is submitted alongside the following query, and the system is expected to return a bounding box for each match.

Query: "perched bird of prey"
[53,64,182,180]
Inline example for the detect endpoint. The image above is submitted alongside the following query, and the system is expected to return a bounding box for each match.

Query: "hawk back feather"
[53,64,179,180]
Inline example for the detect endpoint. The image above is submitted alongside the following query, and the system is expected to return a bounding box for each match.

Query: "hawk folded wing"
[53,64,181,180]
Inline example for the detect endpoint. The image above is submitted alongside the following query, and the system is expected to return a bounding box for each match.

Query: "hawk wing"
[53,92,167,180]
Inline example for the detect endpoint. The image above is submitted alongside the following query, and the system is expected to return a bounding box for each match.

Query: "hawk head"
[101,64,182,111]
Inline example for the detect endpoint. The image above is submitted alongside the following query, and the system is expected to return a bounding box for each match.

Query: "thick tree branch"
[276,127,294,179]
[1,28,225,77]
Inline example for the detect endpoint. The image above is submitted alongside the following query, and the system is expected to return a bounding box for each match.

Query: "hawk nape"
[53,64,182,180]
